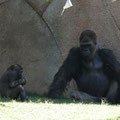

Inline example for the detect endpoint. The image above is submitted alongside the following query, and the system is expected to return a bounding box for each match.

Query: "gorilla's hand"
[18,77,26,86]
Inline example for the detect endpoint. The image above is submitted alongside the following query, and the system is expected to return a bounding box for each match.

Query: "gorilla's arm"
[99,48,120,103]
[9,78,19,88]
[8,71,19,88]
[18,77,26,86]
[99,48,120,79]
[48,48,80,98]
[48,65,72,98]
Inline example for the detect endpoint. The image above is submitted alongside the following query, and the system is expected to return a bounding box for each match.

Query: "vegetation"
[0,95,120,120]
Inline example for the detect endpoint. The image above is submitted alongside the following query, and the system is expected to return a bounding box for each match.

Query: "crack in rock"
[24,0,63,59]
[103,0,120,31]
[24,0,53,35]
[25,0,43,15]
[109,11,120,31]
[0,0,9,5]
[25,0,53,16]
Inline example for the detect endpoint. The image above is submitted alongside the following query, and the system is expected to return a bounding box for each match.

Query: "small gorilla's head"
[80,30,97,60]
[7,64,23,73]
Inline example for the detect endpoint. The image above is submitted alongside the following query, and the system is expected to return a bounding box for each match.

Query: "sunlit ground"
[0,95,120,120]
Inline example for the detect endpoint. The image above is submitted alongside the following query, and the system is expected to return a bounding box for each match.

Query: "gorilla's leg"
[8,85,26,101]
[106,81,118,104]
[70,90,101,103]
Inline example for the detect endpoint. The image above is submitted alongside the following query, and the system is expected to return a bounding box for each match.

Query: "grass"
[0,95,120,120]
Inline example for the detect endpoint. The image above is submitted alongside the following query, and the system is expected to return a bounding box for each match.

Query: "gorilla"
[0,64,27,101]
[48,30,120,104]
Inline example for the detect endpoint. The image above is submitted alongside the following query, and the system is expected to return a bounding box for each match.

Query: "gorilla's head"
[80,30,97,60]
[7,64,23,73]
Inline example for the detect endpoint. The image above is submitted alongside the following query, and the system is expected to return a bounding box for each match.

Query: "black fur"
[48,30,120,104]
[0,64,27,101]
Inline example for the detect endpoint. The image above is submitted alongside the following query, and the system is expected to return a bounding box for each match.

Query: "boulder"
[0,0,120,96]
[0,0,62,95]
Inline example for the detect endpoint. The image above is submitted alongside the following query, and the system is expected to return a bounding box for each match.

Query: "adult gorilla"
[0,64,27,101]
[48,30,120,104]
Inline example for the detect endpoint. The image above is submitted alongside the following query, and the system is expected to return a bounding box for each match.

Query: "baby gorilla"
[0,64,27,101]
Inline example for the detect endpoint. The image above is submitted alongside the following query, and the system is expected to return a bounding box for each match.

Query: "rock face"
[0,0,62,95]
[0,0,120,96]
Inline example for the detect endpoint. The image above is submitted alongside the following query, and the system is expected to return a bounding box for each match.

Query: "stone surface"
[0,0,120,96]
[0,0,8,4]
[43,0,120,58]
[26,0,52,15]
[0,0,62,95]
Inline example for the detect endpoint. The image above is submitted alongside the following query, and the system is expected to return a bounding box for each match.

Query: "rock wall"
[0,0,120,96]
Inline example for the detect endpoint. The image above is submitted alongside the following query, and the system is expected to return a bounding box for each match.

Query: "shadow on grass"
[0,93,116,105]
[24,93,102,105]
[0,94,98,105]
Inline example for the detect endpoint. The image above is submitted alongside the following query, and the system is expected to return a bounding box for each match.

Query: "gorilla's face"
[80,30,97,60]
[80,41,96,59]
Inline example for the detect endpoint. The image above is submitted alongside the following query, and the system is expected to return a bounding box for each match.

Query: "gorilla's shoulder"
[69,47,80,52]
[98,48,114,57]
[98,48,113,54]
[65,47,81,62]
[98,48,117,64]
[68,47,80,58]
[63,47,81,73]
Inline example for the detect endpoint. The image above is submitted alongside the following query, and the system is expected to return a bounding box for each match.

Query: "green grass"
[0,95,120,120]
